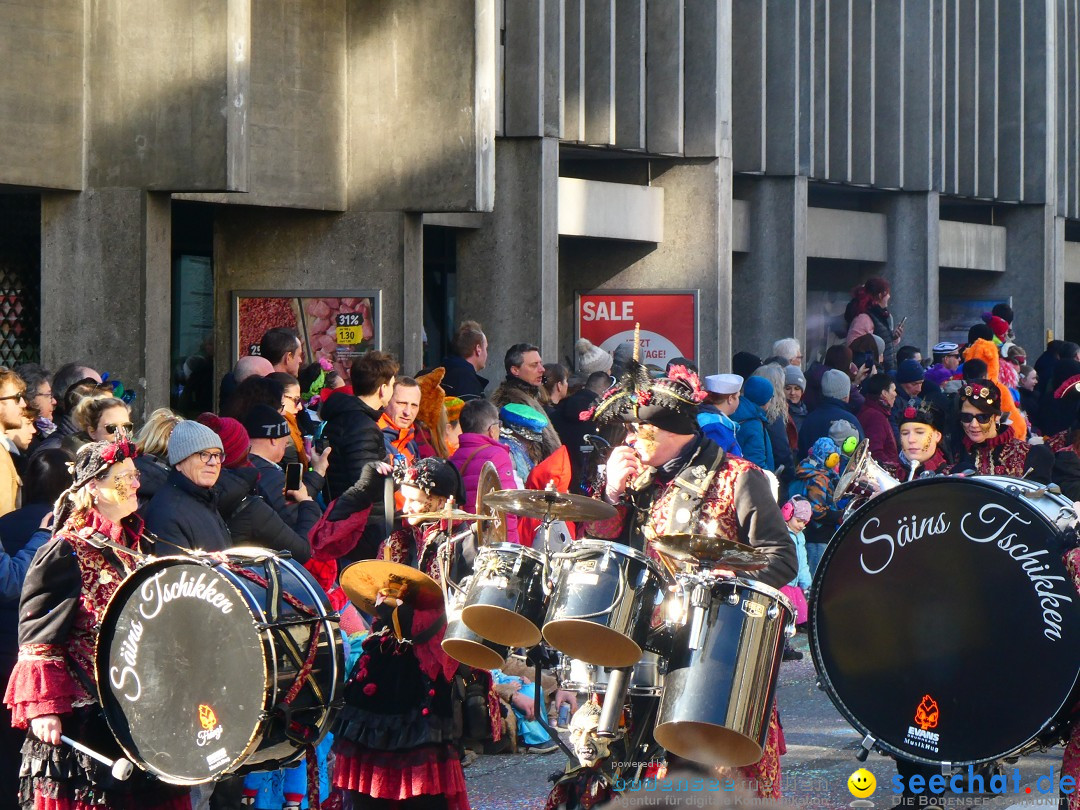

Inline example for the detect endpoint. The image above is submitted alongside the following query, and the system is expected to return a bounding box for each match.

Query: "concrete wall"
[0,0,83,189]
[348,0,496,213]
[40,189,172,419]
[211,207,419,384]
[177,0,347,210]
[87,0,249,191]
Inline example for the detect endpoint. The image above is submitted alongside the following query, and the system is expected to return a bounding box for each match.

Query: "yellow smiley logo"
[847,768,876,798]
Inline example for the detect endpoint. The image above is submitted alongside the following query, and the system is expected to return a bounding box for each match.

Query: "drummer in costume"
[951,379,1053,480]
[896,399,949,478]
[4,439,190,810]
[331,457,472,810]
[582,361,796,799]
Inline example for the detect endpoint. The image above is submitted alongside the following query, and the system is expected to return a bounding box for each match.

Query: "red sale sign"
[577,290,698,366]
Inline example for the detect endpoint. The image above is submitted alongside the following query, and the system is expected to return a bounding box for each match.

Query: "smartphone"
[899,316,908,328]
[284,462,304,492]
[313,436,330,454]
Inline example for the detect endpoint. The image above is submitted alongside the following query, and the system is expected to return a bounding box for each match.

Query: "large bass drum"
[810,476,1080,766]
[96,549,343,785]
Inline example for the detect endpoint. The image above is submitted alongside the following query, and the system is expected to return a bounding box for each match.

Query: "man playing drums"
[582,361,796,798]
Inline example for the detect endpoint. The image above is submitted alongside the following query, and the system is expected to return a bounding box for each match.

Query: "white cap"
[704,373,743,395]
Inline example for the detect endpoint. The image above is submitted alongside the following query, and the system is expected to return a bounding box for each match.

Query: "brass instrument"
[833,439,901,507]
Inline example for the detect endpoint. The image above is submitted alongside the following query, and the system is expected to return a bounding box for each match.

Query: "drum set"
[338,481,795,771]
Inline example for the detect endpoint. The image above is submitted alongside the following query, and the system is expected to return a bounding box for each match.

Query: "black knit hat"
[242,404,290,440]
[582,360,705,435]
[897,400,946,434]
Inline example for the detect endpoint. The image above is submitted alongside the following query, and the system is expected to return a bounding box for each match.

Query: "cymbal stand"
[527,644,576,761]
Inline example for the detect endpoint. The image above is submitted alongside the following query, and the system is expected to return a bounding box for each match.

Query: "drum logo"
[902,694,941,754]
[197,704,224,747]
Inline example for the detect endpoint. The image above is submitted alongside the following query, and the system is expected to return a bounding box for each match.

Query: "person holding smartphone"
[843,277,903,371]
[244,404,329,551]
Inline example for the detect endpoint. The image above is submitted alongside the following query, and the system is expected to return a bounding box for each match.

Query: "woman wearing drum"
[896,399,949,479]
[3,439,190,810]
[332,457,472,810]
[952,379,1053,480]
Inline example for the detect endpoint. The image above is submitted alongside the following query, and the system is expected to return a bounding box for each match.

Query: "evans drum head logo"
[903,694,941,754]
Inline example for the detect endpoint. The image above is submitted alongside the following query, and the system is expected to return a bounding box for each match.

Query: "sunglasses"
[104,422,134,435]
[958,412,995,425]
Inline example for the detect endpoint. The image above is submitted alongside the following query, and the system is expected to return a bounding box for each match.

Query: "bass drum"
[96,549,343,785]
[810,476,1080,766]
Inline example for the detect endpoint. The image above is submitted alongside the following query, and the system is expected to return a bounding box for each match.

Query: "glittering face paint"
[401,485,447,526]
[899,423,941,463]
[93,459,141,520]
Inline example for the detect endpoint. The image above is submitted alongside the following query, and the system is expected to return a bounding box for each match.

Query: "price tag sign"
[337,313,364,327]
[336,326,361,345]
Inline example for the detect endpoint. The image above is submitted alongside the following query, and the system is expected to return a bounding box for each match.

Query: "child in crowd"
[779,496,813,661]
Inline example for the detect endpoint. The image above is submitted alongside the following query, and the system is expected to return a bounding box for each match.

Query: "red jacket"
[857,398,899,471]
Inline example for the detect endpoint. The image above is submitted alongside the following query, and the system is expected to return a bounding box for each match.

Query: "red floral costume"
[954,424,1054,480]
[4,509,189,810]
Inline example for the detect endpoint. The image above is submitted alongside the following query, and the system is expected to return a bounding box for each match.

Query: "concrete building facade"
[0,0,1078,416]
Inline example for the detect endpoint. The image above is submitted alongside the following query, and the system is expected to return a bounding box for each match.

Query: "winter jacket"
[449,433,520,546]
[142,467,232,553]
[732,399,774,470]
[791,457,842,544]
[133,452,170,509]
[857,398,899,470]
[924,363,958,387]
[321,393,388,499]
[697,404,742,457]
[0,507,52,658]
[378,414,419,462]
[490,377,562,458]
[249,454,324,559]
[765,414,792,476]
[214,467,313,563]
[789,401,809,431]
[798,397,865,459]
[439,354,489,400]
[549,388,600,491]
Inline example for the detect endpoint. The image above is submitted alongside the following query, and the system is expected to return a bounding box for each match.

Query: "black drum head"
[97,559,267,784]
[810,477,1080,765]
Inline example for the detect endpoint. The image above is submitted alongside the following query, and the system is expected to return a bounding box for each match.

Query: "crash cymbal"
[483,489,617,522]
[340,560,444,615]
[406,509,499,522]
[650,534,770,571]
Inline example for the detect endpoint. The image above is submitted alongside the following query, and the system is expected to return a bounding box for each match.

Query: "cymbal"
[650,534,770,571]
[340,560,444,614]
[406,509,499,522]
[483,489,617,522]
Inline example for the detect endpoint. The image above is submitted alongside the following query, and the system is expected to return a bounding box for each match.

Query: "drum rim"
[479,542,546,563]
[95,555,272,784]
[720,577,795,614]
[570,538,667,576]
[808,476,1080,766]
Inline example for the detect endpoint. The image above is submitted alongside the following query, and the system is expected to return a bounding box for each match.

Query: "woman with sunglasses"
[64,395,132,456]
[4,439,190,810]
[953,379,1053,480]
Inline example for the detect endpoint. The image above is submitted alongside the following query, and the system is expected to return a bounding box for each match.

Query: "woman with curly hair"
[4,439,190,809]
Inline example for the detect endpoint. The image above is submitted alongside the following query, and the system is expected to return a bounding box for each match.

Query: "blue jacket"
[697,405,742,457]
[798,397,865,459]
[732,399,773,470]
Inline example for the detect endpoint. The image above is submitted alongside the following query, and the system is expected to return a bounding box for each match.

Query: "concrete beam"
[806,207,887,262]
[504,0,546,137]
[731,198,750,253]
[422,213,485,229]
[731,0,764,171]
[765,0,801,175]
[1064,240,1080,284]
[880,192,940,353]
[348,0,496,212]
[583,0,615,145]
[683,0,726,158]
[645,0,685,156]
[938,220,1007,271]
[557,177,664,242]
[0,0,83,189]
[564,0,585,142]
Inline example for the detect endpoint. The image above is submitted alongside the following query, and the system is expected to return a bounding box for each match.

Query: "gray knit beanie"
[576,338,613,376]
[821,369,851,400]
[168,420,225,465]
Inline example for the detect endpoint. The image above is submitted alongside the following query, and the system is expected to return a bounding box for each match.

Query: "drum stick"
[60,735,134,781]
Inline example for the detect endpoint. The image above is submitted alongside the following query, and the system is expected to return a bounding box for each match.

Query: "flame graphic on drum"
[914,695,939,731]
[198,704,218,731]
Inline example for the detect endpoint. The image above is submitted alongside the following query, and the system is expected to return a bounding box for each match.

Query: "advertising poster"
[577,290,698,368]
[233,291,380,369]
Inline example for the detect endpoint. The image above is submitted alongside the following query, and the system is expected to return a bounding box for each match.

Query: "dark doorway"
[171,202,215,416]
[423,226,457,371]
[0,195,41,368]
[1066,283,1080,345]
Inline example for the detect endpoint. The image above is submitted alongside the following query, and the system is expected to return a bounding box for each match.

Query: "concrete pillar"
[456,137,560,361]
[40,189,172,420]
[878,192,940,353]
[732,176,807,359]
[993,204,1064,351]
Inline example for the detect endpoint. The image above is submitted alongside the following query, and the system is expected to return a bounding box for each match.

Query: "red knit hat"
[986,315,1010,342]
[197,412,251,468]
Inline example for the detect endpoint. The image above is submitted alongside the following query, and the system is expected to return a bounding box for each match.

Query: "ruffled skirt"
[332,740,469,810]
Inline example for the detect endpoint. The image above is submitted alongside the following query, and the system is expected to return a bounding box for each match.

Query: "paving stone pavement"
[463,633,1071,809]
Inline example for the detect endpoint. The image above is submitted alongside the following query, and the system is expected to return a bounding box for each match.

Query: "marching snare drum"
[811,476,1080,766]
[654,578,794,768]
[460,543,548,647]
[542,540,667,669]
[96,549,343,785]
[558,652,666,697]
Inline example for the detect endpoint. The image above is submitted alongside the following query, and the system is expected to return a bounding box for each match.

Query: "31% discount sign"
[335,313,364,346]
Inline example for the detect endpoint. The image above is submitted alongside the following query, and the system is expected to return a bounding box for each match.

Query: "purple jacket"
[857,398,899,471]
[449,433,519,543]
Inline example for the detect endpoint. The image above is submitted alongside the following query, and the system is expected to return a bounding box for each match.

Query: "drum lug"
[725,591,739,606]
[855,734,876,762]
[600,546,611,572]
[767,604,780,620]
[784,623,796,638]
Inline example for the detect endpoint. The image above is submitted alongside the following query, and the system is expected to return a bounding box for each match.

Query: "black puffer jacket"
[215,467,313,563]
[133,453,170,509]
[142,468,232,553]
[320,393,387,500]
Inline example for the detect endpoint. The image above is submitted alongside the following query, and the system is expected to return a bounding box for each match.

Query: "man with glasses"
[142,420,232,553]
[0,370,26,515]
[926,341,963,387]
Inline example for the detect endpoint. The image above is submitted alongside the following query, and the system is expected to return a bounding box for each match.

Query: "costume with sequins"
[3,509,190,810]
[331,524,470,809]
